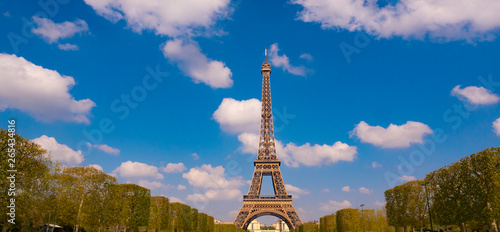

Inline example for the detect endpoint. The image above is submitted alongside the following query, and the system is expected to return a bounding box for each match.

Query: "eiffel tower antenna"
[233,50,302,230]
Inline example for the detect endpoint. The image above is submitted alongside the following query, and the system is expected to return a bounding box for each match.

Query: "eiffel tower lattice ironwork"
[233,49,302,230]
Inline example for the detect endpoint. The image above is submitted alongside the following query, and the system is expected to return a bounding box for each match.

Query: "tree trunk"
[490,219,499,232]
[75,187,87,232]
[460,222,467,232]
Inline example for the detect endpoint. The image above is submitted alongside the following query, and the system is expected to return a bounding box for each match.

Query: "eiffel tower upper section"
[256,48,278,163]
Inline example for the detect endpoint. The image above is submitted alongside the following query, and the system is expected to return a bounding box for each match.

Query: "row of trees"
[291,208,390,232]
[385,147,500,232]
[0,129,241,232]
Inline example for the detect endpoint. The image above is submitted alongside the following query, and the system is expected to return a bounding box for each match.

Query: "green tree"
[148,196,171,232]
[0,128,53,232]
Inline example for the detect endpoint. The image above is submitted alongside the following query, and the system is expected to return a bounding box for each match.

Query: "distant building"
[247,219,289,232]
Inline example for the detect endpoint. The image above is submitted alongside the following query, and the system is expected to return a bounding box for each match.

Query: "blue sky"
[1,0,500,224]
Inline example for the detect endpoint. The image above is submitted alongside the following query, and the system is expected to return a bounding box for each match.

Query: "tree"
[385,180,426,232]
[336,209,361,232]
[149,196,171,232]
[0,128,53,232]
[320,215,336,232]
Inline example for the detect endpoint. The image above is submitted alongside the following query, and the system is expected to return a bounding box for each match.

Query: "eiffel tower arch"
[233,49,302,230]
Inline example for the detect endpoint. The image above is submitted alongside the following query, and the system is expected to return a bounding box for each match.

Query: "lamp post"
[422,182,433,232]
[360,204,365,232]
[102,182,114,232]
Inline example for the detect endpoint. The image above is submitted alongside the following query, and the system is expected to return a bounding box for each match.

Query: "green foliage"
[149,196,170,232]
[425,147,500,231]
[320,215,336,232]
[0,129,225,232]
[384,180,426,231]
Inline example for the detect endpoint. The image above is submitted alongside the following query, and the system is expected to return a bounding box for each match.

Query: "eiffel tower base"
[234,195,302,230]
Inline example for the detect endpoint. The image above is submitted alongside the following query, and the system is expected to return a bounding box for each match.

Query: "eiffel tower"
[233,49,302,230]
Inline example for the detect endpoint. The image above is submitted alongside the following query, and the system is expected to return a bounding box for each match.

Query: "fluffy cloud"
[323,188,330,193]
[83,0,231,37]
[451,85,500,105]
[372,161,382,168]
[177,185,186,190]
[493,118,500,136]
[341,186,351,192]
[269,43,308,77]
[238,133,357,167]
[320,200,352,212]
[169,196,185,203]
[400,175,416,181]
[291,0,500,42]
[86,143,120,155]
[161,162,187,173]
[192,153,200,160]
[0,54,95,123]
[162,39,232,88]
[32,16,89,44]
[285,184,310,195]
[183,164,244,201]
[112,161,164,179]
[213,98,261,134]
[359,187,372,194]
[88,164,103,171]
[350,121,433,148]
[32,135,84,165]
[374,201,386,207]
[138,180,168,190]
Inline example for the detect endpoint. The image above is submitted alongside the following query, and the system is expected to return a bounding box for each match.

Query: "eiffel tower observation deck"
[233,49,302,230]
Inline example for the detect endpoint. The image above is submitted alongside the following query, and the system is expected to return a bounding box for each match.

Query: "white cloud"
[359,187,372,194]
[58,43,79,51]
[451,85,500,105]
[238,132,357,167]
[323,188,330,193]
[88,164,103,171]
[299,53,313,62]
[283,141,357,167]
[0,54,95,123]
[86,142,120,155]
[399,175,416,181]
[169,196,185,204]
[493,118,500,136]
[341,186,351,192]
[374,201,386,207]
[372,161,382,168]
[162,162,187,173]
[112,161,164,179]
[138,180,168,190]
[285,184,310,195]
[83,0,231,37]
[213,98,261,134]
[291,0,500,42]
[32,135,84,165]
[183,164,244,201]
[269,43,308,77]
[31,17,88,44]
[192,153,200,160]
[320,200,352,212]
[162,39,232,88]
[350,121,433,148]
[177,185,186,190]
